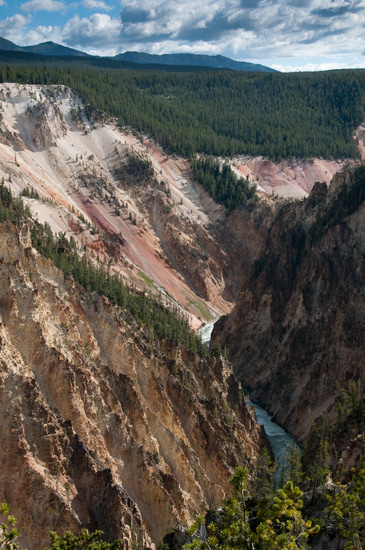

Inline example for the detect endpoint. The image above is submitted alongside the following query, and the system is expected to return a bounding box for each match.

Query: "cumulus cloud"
[21,0,66,13]
[0,1,7,6]
[63,14,122,49]
[2,0,364,68]
[273,59,365,72]
[123,0,364,63]
[0,14,30,42]
[82,0,113,10]
[119,0,229,44]
[14,0,361,64]
[24,25,64,45]
[311,2,364,18]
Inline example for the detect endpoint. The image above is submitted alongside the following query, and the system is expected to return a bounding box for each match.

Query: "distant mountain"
[0,49,225,74]
[22,41,91,57]
[113,51,277,72]
[0,36,275,71]
[0,37,22,51]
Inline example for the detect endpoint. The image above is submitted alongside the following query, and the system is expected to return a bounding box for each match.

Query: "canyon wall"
[0,220,265,549]
[214,167,365,446]
[0,83,239,325]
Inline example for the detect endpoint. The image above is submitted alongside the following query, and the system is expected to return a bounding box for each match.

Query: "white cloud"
[112,0,365,65]
[63,14,122,49]
[0,14,30,42]
[2,0,364,67]
[82,0,113,10]
[120,1,224,46]
[21,0,66,13]
[24,25,63,45]
[0,1,7,6]
[272,60,365,72]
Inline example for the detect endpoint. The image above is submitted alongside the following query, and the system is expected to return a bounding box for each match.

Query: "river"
[198,320,299,482]
[246,396,298,483]
[198,320,217,346]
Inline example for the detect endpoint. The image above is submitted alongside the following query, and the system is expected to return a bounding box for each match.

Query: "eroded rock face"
[213,168,365,445]
[0,221,265,549]
[0,84,349,327]
[113,155,239,309]
[215,202,273,287]
[0,83,249,324]
[25,101,67,150]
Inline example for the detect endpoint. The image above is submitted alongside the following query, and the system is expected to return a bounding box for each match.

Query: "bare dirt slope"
[232,156,345,198]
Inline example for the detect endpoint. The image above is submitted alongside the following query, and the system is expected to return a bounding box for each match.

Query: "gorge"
[0,78,364,549]
[212,168,365,455]
[198,320,300,482]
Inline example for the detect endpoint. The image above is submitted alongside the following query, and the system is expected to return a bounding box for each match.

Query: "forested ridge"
[1,64,364,160]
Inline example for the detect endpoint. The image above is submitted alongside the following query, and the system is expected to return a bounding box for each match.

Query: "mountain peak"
[23,42,90,57]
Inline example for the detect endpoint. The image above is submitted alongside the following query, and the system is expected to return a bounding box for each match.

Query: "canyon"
[0,82,364,548]
[213,168,365,458]
[0,84,349,326]
[0,219,266,548]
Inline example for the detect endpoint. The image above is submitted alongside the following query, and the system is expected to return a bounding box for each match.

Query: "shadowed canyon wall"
[214,167,365,447]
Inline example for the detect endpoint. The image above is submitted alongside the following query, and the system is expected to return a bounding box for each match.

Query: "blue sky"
[0,0,364,71]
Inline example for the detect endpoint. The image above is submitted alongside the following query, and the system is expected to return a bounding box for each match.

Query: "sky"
[0,0,364,71]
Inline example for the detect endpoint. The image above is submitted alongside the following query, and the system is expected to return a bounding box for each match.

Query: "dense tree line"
[183,456,365,550]
[0,180,206,355]
[0,64,364,161]
[0,177,31,222]
[191,156,257,211]
[184,467,320,550]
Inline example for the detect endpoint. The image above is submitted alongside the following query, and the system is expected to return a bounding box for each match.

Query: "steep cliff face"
[25,100,67,150]
[215,202,273,284]
[213,167,365,445]
[0,220,265,549]
[113,152,241,308]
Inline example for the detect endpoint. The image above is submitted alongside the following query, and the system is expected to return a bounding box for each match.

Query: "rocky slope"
[0,83,228,325]
[231,156,345,198]
[0,84,349,329]
[213,166,365,446]
[0,219,265,549]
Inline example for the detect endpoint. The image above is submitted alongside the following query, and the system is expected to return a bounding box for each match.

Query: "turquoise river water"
[198,320,299,481]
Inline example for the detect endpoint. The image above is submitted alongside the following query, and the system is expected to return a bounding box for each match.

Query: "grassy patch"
[184,287,214,320]
[137,269,154,287]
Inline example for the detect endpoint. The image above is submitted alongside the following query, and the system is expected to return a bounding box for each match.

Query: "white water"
[247,396,299,483]
[199,319,300,482]
[198,320,216,346]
